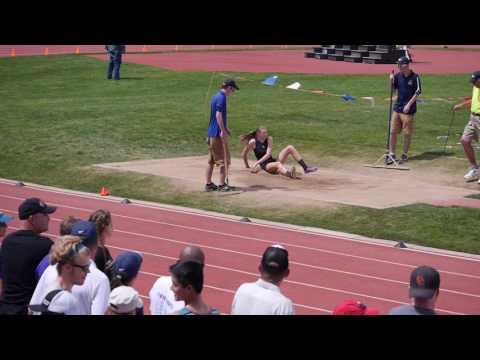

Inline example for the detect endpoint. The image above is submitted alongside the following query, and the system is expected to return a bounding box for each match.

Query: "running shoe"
[304,166,319,174]
[205,183,218,192]
[385,153,396,165]
[464,167,480,182]
[218,184,234,192]
[401,154,409,162]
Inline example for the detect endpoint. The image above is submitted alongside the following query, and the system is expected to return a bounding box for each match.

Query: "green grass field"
[1,54,479,254]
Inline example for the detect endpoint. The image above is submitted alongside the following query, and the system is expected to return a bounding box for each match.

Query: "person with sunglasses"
[29,236,91,315]
[30,220,111,315]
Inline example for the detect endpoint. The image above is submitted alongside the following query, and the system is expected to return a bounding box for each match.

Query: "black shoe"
[304,166,319,174]
[205,183,218,192]
[385,154,396,165]
[401,154,408,162]
[218,184,234,192]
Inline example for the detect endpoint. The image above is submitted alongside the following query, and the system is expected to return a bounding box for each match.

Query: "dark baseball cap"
[223,79,239,90]
[112,251,143,282]
[18,198,57,220]
[261,244,289,275]
[470,71,480,84]
[409,266,440,299]
[397,56,410,65]
[71,220,98,247]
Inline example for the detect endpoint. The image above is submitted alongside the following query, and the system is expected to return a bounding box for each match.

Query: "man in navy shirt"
[205,79,239,192]
[387,57,422,164]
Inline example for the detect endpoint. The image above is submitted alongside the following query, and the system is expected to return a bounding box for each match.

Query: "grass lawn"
[1,54,479,254]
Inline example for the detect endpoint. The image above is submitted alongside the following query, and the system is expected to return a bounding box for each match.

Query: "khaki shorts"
[462,114,480,142]
[391,111,415,135]
[208,137,231,167]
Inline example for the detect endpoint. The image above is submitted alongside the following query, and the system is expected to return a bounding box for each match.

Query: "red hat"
[332,300,380,315]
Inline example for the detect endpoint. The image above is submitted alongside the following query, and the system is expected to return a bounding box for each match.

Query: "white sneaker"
[464,168,480,182]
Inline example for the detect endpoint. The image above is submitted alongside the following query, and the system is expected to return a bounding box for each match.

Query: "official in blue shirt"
[205,79,239,192]
[387,56,422,164]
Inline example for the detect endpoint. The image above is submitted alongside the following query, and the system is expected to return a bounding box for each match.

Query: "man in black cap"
[0,198,56,314]
[454,71,480,182]
[205,79,239,192]
[231,244,294,315]
[389,265,440,315]
[387,56,422,164]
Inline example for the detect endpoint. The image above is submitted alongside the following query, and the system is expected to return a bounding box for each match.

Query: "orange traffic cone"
[11,48,16,57]
[75,47,80,54]
[100,187,110,196]
[44,48,49,56]
[142,45,148,52]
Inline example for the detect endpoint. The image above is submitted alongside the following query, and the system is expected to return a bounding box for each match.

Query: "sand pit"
[94,156,478,209]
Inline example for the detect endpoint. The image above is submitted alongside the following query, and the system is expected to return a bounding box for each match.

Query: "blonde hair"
[88,209,112,245]
[49,235,89,273]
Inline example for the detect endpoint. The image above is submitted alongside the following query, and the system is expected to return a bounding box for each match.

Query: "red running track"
[1,180,480,315]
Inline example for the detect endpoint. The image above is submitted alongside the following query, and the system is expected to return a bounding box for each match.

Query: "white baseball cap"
[108,286,143,314]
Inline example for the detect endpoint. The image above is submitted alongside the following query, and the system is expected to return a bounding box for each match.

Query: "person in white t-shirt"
[149,245,205,315]
[30,220,110,315]
[29,235,90,315]
[231,244,294,315]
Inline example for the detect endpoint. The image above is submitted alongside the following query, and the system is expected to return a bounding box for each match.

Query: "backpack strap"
[43,289,64,307]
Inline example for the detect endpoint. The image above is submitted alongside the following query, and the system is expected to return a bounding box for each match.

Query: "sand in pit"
[94,156,479,209]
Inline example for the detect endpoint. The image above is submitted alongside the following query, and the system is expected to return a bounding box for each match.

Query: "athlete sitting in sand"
[240,127,318,178]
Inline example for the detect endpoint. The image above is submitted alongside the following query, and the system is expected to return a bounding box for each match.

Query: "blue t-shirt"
[393,71,422,114]
[207,91,227,137]
[35,254,50,281]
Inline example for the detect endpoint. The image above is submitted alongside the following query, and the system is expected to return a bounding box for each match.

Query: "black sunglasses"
[72,262,90,273]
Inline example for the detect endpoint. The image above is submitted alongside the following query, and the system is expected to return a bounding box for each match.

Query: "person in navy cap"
[0,198,56,314]
[205,79,239,192]
[389,265,440,315]
[108,251,144,315]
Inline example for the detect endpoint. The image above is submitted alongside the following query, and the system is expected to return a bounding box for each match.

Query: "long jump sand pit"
[94,156,478,209]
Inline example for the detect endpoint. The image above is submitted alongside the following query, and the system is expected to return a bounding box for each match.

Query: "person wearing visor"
[0,198,56,314]
[387,56,422,164]
[30,220,111,315]
[454,71,480,182]
[29,236,90,315]
[231,244,294,315]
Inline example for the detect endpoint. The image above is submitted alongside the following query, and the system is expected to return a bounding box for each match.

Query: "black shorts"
[260,157,277,172]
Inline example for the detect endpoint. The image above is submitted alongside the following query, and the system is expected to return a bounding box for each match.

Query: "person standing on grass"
[0,212,15,297]
[88,209,114,275]
[109,251,144,315]
[0,198,56,315]
[105,45,126,80]
[28,236,90,315]
[389,265,440,315]
[231,244,294,315]
[169,260,220,315]
[149,245,205,315]
[30,220,111,315]
[35,215,79,281]
[387,56,422,164]
[205,79,239,192]
[453,71,480,182]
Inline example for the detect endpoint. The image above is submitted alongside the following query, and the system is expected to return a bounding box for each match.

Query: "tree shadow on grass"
[409,151,454,161]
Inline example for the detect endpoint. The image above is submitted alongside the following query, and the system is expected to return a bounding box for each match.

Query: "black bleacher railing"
[305,45,406,64]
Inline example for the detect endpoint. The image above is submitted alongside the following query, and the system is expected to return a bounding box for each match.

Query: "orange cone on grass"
[11,48,16,57]
[100,187,110,196]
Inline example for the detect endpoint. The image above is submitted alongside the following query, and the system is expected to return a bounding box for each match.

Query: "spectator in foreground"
[35,216,79,281]
[149,245,205,315]
[389,265,440,315]
[231,244,294,315]
[88,209,114,274]
[109,251,144,315]
[170,260,219,315]
[29,236,90,315]
[332,299,380,315]
[106,286,142,315]
[0,198,56,315]
[30,220,110,315]
[0,212,14,297]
